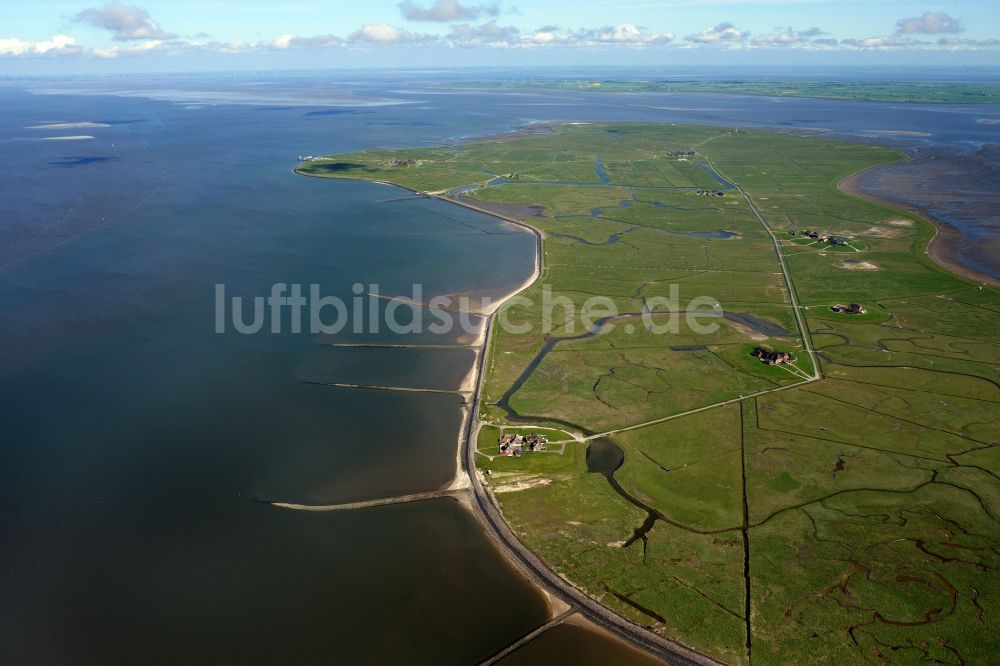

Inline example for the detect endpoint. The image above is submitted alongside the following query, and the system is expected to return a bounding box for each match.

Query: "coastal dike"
[295,166,720,665]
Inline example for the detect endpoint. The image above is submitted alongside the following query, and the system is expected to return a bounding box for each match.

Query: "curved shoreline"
[295,166,718,664]
[457,211,719,666]
[837,155,1000,288]
[296,165,543,493]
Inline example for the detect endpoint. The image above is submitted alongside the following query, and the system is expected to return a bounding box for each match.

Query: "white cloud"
[0,35,80,56]
[90,39,177,58]
[399,0,500,22]
[570,24,674,45]
[75,2,177,41]
[352,23,404,43]
[840,34,923,49]
[895,11,963,35]
[348,23,435,45]
[685,22,748,44]
[447,21,520,47]
[752,26,826,46]
[522,26,558,44]
[808,38,839,50]
[270,33,344,50]
[936,37,1000,49]
[5,10,1000,61]
[444,22,673,48]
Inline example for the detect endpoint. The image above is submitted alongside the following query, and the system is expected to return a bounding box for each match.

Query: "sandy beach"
[439,191,544,492]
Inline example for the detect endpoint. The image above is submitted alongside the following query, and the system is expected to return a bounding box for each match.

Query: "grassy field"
[450,79,1000,104]
[301,124,1000,665]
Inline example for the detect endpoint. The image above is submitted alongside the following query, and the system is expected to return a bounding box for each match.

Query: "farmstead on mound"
[498,433,548,457]
[791,229,849,246]
[751,347,793,365]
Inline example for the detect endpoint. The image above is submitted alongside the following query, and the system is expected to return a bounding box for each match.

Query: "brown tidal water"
[3,498,549,664]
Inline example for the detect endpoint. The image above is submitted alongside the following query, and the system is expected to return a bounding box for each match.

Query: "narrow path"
[545,379,814,445]
[302,380,470,397]
[738,402,753,664]
[703,154,821,380]
[322,342,475,349]
[477,610,576,666]
[262,488,465,512]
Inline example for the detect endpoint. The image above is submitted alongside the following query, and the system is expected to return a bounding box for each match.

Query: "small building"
[831,303,867,315]
[498,432,548,455]
[751,347,792,365]
[525,433,548,451]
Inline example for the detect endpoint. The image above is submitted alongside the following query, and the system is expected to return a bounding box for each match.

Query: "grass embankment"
[301,124,1000,665]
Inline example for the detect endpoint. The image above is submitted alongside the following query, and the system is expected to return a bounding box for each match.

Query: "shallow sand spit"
[28,122,110,129]
[863,129,931,137]
[38,135,95,141]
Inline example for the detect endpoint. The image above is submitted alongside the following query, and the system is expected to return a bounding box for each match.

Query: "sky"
[2,0,999,73]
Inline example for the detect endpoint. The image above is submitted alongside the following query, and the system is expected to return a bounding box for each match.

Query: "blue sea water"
[0,71,997,662]
[0,83,551,664]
